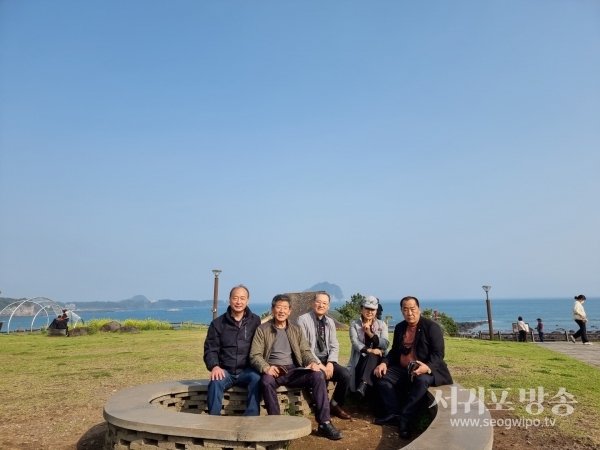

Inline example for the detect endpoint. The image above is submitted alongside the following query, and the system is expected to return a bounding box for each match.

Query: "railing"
[452,330,599,342]
[168,322,208,330]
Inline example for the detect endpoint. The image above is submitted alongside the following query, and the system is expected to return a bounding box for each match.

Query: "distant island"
[303,282,344,302]
[71,295,224,311]
[0,295,224,314]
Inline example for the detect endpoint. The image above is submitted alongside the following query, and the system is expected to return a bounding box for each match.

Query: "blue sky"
[1,1,599,304]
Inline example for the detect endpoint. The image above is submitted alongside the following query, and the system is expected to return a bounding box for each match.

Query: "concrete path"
[535,342,600,369]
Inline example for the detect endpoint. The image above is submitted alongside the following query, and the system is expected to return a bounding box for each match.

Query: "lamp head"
[482,286,491,293]
[212,270,222,278]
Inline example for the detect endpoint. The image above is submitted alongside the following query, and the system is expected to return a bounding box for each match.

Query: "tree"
[335,293,365,324]
[422,308,458,336]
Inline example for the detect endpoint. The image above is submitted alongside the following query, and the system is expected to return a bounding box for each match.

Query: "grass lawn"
[1,330,599,449]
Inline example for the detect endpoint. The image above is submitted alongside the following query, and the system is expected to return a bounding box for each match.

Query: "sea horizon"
[2,296,598,335]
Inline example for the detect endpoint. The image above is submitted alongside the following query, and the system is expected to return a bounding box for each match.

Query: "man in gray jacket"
[250,294,343,440]
[297,292,352,420]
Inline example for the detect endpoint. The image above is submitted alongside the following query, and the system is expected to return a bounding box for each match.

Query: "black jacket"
[382,316,453,387]
[203,306,261,375]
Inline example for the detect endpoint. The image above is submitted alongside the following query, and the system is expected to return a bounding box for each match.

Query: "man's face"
[312,293,330,318]
[272,300,291,324]
[401,298,421,326]
[229,288,249,314]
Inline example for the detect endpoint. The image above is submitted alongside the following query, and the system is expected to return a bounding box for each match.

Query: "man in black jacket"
[203,285,262,415]
[373,296,453,438]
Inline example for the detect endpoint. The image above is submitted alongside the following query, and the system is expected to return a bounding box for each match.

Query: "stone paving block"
[203,439,252,449]
[136,432,165,442]
[156,442,178,449]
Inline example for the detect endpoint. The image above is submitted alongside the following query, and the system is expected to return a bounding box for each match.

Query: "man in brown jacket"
[250,294,343,440]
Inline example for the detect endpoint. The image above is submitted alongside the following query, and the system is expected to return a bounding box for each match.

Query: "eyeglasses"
[314,302,329,307]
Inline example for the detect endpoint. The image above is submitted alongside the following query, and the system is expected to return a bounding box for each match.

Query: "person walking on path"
[517,317,528,342]
[535,318,544,342]
[570,295,592,345]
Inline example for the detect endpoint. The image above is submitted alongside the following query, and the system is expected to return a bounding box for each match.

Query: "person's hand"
[374,362,387,378]
[362,323,374,338]
[583,318,588,323]
[306,362,321,372]
[210,366,226,381]
[264,365,281,377]
[367,348,383,357]
[324,362,334,379]
[413,361,431,376]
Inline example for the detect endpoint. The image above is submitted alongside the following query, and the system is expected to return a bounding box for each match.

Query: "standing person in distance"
[297,292,352,420]
[570,295,592,345]
[203,285,262,416]
[347,295,389,397]
[516,317,528,342]
[535,318,544,342]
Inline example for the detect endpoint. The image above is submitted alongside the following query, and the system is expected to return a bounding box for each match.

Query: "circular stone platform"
[103,379,312,450]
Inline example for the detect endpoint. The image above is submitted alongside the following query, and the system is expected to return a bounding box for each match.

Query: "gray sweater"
[296,311,340,364]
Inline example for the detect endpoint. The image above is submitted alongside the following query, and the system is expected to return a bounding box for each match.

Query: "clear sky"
[1,1,599,304]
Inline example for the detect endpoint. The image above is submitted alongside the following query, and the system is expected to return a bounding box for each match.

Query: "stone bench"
[103,379,313,450]
[403,383,493,450]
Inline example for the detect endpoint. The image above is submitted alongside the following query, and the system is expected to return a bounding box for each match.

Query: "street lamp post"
[482,286,494,340]
[212,270,222,321]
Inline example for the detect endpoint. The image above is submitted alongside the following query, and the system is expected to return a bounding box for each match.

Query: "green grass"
[443,337,600,445]
[0,330,599,447]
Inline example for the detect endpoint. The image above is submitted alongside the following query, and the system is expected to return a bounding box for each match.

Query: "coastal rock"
[119,325,139,333]
[100,321,122,332]
[456,321,487,333]
[69,327,89,337]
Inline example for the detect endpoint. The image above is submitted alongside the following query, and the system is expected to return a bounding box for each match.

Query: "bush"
[82,318,173,334]
[422,308,458,335]
[335,293,365,324]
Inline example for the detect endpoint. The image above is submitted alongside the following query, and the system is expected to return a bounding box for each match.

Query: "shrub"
[82,318,173,334]
[422,308,458,335]
[335,293,365,324]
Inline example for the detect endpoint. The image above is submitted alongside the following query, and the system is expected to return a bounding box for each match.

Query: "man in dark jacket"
[203,285,261,416]
[373,296,453,439]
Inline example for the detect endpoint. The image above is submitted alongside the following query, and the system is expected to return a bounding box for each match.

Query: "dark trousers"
[538,332,544,342]
[374,365,434,425]
[261,365,331,424]
[518,330,527,342]
[573,320,589,343]
[354,353,381,388]
[328,362,351,406]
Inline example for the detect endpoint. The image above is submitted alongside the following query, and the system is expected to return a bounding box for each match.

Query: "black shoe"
[398,420,410,439]
[356,382,368,398]
[317,422,343,440]
[374,414,399,426]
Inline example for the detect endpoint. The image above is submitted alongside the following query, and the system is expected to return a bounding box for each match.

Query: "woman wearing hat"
[347,296,389,397]
[571,295,592,345]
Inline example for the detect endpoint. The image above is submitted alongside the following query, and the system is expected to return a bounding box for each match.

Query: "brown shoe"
[330,403,352,420]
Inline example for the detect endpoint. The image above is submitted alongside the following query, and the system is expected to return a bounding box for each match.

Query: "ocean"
[2,297,598,334]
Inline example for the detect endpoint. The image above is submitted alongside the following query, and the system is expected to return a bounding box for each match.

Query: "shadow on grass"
[77,422,105,450]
